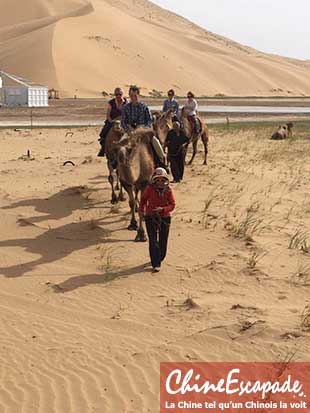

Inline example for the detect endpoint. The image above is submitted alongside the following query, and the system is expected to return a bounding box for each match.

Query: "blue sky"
[152,0,310,60]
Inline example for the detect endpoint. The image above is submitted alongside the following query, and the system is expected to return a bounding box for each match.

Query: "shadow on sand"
[1,186,104,224]
[51,263,151,293]
[0,216,140,278]
[0,184,140,280]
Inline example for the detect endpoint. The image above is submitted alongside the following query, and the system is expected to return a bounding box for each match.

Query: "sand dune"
[0,0,310,97]
[0,124,310,412]
[0,0,93,88]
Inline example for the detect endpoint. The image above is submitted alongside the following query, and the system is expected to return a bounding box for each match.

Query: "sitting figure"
[183,91,200,135]
[121,85,153,132]
[98,87,127,157]
[121,85,167,169]
[162,89,180,122]
[271,123,294,140]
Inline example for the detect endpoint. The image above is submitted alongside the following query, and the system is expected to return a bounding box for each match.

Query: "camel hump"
[131,128,154,143]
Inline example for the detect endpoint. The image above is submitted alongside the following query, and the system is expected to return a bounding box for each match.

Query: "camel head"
[118,145,131,166]
[152,111,161,126]
[115,135,137,166]
[153,109,174,144]
[271,123,294,140]
[115,129,156,168]
[112,120,122,132]
[287,122,294,133]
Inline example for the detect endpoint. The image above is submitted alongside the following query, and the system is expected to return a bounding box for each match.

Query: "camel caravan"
[98,86,209,242]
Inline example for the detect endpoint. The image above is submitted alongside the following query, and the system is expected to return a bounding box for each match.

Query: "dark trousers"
[99,120,113,146]
[169,150,186,182]
[145,216,171,268]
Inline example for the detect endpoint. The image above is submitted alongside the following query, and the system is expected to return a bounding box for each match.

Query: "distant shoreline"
[1,117,310,130]
[0,97,309,128]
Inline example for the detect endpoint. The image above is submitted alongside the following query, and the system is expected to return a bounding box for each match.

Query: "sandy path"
[0,125,309,412]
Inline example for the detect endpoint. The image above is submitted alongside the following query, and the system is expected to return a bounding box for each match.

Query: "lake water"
[150,105,310,114]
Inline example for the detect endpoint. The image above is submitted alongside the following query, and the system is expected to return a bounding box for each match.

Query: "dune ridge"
[1,0,310,96]
[1,0,310,97]
[0,0,93,89]
[0,0,93,40]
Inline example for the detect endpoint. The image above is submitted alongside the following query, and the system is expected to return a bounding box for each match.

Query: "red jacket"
[140,185,176,218]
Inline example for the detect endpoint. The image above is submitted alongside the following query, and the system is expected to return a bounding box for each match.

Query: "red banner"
[160,362,310,412]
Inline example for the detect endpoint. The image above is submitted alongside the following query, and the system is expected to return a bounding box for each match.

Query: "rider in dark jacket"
[121,86,152,131]
[165,121,189,183]
[98,87,127,157]
[162,89,179,121]
[121,86,166,169]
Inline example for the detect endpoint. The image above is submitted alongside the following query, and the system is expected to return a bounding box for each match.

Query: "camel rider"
[162,89,179,121]
[98,87,127,157]
[183,91,200,135]
[121,85,166,168]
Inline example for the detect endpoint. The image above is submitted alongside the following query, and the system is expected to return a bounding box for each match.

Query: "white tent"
[0,71,48,107]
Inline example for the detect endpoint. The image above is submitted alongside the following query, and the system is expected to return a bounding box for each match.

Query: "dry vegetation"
[190,120,310,300]
[198,121,310,251]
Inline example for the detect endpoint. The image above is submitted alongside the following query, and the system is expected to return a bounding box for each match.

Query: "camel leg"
[135,191,147,242]
[135,215,147,242]
[118,182,126,202]
[117,170,126,202]
[201,132,209,165]
[134,189,139,212]
[108,160,118,204]
[127,186,138,231]
[115,170,122,193]
[188,137,198,165]
[115,170,120,191]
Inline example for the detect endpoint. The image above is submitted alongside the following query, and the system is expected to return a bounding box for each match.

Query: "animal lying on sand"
[271,123,293,140]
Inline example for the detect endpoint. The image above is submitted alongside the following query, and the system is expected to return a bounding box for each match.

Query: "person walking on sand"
[139,168,176,273]
[98,87,127,157]
[165,121,189,183]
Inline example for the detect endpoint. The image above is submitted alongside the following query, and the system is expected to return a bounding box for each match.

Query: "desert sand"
[1,0,310,97]
[0,124,310,412]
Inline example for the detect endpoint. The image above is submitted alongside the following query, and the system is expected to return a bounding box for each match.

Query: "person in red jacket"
[139,168,176,273]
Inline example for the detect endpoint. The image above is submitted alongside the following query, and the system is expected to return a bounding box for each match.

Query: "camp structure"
[48,88,60,100]
[0,71,48,107]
